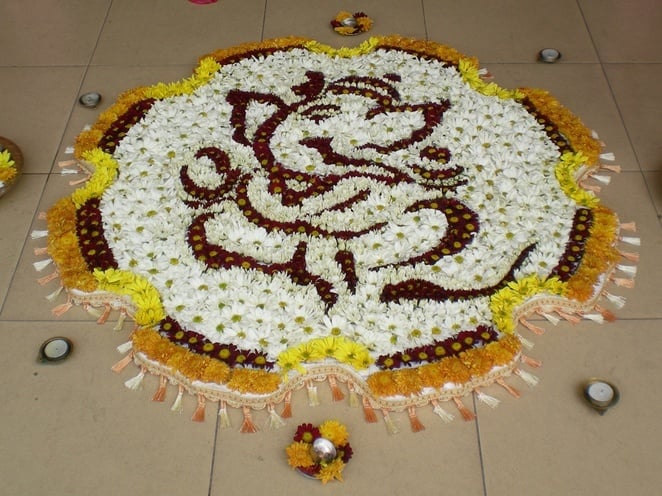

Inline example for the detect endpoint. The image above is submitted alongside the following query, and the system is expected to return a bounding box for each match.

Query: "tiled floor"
[1,1,660,495]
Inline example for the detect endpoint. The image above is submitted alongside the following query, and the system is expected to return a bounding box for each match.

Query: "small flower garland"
[36,36,636,429]
[286,420,353,483]
[330,11,373,36]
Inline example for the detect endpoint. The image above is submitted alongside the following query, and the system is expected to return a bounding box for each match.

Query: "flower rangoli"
[37,37,637,431]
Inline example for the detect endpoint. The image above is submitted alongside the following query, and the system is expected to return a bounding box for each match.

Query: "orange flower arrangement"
[330,11,373,35]
[286,421,353,483]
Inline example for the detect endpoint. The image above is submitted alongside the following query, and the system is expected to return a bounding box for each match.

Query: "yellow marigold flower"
[71,148,119,207]
[490,275,566,334]
[319,420,349,446]
[310,336,337,359]
[457,59,522,100]
[332,338,372,370]
[94,269,165,326]
[555,151,599,208]
[0,150,17,182]
[0,149,16,169]
[317,458,345,484]
[286,442,315,469]
[276,348,305,376]
[293,341,316,362]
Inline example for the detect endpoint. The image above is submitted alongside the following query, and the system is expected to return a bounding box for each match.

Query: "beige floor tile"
[0,0,111,67]
[0,321,217,496]
[643,170,662,224]
[424,0,598,63]
[0,67,85,173]
[486,63,638,171]
[579,0,662,62]
[91,0,266,66]
[211,386,485,495]
[604,64,662,172]
[477,319,662,496]
[263,0,426,48]
[0,174,47,309]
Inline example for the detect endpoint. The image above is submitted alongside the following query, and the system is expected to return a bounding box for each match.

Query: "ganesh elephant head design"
[180,71,494,310]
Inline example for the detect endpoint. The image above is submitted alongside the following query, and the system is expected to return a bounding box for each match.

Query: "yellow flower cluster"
[305,37,379,59]
[0,149,17,182]
[93,268,165,326]
[319,420,349,446]
[46,198,98,292]
[458,59,524,100]
[143,57,221,100]
[70,148,119,208]
[490,275,567,334]
[565,205,620,302]
[367,334,521,397]
[554,151,600,208]
[131,328,281,392]
[277,336,372,376]
[518,88,602,164]
[318,458,345,484]
[285,442,315,469]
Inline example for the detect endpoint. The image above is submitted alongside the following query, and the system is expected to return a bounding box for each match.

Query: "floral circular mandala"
[41,37,637,430]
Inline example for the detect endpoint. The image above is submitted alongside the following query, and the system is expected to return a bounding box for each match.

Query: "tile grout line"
[574,0,644,173]
[260,0,268,41]
[472,393,489,496]
[421,0,429,41]
[207,404,222,496]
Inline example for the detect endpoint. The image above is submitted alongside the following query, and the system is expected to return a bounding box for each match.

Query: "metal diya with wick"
[296,437,337,479]
[38,337,74,363]
[538,48,562,63]
[583,378,620,415]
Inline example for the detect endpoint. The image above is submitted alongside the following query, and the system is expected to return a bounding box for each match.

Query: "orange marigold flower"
[393,368,423,395]
[226,368,280,394]
[286,442,315,469]
[416,362,447,389]
[200,359,231,384]
[436,356,471,383]
[366,370,400,397]
[459,348,495,376]
[178,353,211,381]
